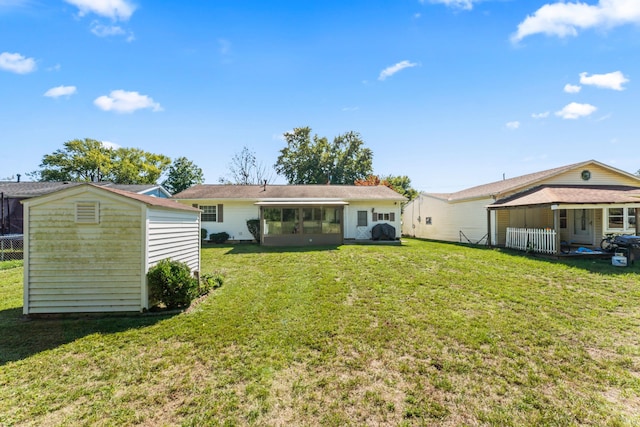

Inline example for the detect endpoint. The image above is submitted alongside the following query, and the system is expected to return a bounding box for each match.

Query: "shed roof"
[424,160,640,202]
[21,183,200,213]
[489,185,640,209]
[173,184,407,201]
[0,181,169,198]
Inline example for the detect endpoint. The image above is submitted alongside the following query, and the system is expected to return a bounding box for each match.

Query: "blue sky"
[2,0,639,192]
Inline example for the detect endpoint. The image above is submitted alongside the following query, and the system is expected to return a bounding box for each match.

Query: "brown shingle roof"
[172,184,407,201]
[88,185,200,212]
[490,185,640,208]
[0,181,167,198]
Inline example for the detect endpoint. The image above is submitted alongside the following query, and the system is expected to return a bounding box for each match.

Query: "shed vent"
[75,201,99,224]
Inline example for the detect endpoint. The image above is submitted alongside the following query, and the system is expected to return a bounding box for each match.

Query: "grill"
[613,235,640,266]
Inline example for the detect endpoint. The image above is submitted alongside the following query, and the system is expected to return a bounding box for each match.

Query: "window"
[201,205,217,222]
[200,204,224,222]
[559,209,567,229]
[357,211,368,227]
[374,212,396,222]
[606,207,636,232]
[263,207,341,235]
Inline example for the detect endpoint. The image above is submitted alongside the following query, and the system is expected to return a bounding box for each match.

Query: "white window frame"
[605,207,637,233]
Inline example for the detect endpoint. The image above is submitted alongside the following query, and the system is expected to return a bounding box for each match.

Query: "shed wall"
[147,208,200,273]
[25,193,144,313]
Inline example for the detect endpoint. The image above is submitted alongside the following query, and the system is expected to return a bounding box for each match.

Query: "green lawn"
[1,239,639,426]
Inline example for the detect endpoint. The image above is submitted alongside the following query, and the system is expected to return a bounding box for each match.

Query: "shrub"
[246,219,260,243]
[147,259,198,309]
[209,232,230,244]
[201,228,208,240]
[199,271,225,295]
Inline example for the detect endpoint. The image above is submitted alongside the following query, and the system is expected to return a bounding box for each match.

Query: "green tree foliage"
[274,127,373,184]
[163,156,204,194]
[354,174,419,201]
[31,138,171,184]
[383,175,419,201]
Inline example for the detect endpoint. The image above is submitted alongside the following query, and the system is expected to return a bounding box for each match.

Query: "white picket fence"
[505,227,557,254]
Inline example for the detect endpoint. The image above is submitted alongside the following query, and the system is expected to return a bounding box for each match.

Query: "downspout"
[553,207,561,255]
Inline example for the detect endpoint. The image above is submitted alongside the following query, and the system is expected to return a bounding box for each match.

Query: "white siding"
[25,190,144,314]
[344,201,402,239]
[147,208,200,273]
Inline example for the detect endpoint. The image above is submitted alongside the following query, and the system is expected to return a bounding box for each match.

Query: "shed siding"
[26,194,143,313]
[147,208,200,273]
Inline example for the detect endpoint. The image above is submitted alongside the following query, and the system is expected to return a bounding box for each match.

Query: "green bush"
[199,271,225,295]
[147,259,198,309]
[246,219,260,243]
[201,228,208,240]
[209,232,230,244]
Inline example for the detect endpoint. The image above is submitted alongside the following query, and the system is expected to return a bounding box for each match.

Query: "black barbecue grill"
[613,235,640,265]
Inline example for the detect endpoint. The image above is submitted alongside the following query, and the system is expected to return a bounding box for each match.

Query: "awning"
[254,201,349,206]
[487,185,640,209]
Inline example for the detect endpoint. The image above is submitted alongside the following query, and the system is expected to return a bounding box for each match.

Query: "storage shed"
[22,184,201,314]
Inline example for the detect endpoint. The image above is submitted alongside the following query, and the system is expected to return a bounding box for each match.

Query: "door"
[571,209,594,244]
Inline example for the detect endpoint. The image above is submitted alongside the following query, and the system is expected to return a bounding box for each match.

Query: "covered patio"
[487,185,640,256]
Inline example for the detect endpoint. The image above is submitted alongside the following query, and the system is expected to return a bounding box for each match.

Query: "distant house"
[402,160,640,254]
[172,184,406,246]
[22,184,200,314]
[0,181,170,235]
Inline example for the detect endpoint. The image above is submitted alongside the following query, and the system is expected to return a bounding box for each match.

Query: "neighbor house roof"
[424,160,640,202]
[0,181,170,198]
[172,184,407,201]
[489,185,640,209]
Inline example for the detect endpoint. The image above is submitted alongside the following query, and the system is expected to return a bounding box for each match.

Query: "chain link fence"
[0,235,23,261]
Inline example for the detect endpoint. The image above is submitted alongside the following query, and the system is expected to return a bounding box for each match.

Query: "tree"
[30,138,171,184]
[219,146,274,185]
[274,127,373,185]
[355,174,419,201]
[163,157,204,194]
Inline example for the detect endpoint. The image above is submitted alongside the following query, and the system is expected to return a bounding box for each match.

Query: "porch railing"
[506,227,556,254]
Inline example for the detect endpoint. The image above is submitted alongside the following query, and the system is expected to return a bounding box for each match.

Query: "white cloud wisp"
[44,85,77,98]
[378,60,418,81]
[0,52,36,74]
[94,90,163,113]
[564,84,582,93]
[512,0,640,43]
[579,71,629,90]
[64,0,136,20]
[555,102,597,119]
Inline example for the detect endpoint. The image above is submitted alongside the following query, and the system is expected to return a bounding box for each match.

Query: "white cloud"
[91,22,125,37]
[378,60,418,81]
[341,106,359,112]
[564,83,582,93]
[44,85,77,98]
[0,52,36,74]
[506,121,520,130]
[531,111,550,119]
[423,0,477,10]
[101,140,121,149]
[579,71,629,90]
[512,0,640,43]
[64,0,136,20]
[94,90,163,113]
[555,102,597,119]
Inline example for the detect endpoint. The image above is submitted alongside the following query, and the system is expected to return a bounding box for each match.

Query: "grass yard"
[1,239,639,426]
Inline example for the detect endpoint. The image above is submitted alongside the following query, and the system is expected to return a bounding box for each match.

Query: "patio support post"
[636,209,639,236]
[553,208,561,255]
[486,208,492,247]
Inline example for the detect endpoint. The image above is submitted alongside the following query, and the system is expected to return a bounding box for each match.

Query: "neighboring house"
[172,184,406,246]
[402,160,640,254]
[0,181,170,235]
[22,184,200,315]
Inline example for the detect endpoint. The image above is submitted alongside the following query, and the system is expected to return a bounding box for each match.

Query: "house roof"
[424,160,640,202]
[0,181,169,198]
[489,185,640,209]
[172,184,407,201]
[91,185,201,212]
